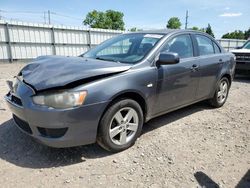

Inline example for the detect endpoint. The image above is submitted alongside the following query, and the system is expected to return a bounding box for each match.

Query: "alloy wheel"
[217,80,228,104]
[109,107,139,145]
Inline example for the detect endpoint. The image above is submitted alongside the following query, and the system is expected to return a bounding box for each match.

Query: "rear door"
[192,34,223,99]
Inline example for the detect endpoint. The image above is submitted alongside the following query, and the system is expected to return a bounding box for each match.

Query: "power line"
[0,9,44,14]
[0,15,23,22]
[50,18,65,25]
[0,9,83,20]
[50,11,83,21]
[0,9,84,25]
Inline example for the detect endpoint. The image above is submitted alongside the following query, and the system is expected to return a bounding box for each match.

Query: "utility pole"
[44,12,47,24]
[185,10,189,29]
[48,10,51,24]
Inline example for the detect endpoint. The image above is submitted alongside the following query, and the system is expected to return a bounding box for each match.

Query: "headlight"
[32,91,87,109]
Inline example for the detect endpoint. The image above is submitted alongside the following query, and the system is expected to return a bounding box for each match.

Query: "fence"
[0,20,247,62]
[0,20,124,62]
[217,39,246,52]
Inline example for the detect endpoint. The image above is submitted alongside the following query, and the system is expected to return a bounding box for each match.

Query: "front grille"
[234,53,250,63]
[11,95,23,106]
[13,115,32,134]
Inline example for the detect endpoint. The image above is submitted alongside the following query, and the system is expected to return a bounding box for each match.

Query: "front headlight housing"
[32,91,87,109]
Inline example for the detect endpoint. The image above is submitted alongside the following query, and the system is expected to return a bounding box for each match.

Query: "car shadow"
[142,101,213,135]
[0,119,111,169]
[0,101,212,169]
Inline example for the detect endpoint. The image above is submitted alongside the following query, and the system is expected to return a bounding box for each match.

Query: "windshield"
[243,41,250,49]
[82,33,164,64]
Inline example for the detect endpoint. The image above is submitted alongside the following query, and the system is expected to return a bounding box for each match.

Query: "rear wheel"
[97,99,143,152]
[209,77,230,108]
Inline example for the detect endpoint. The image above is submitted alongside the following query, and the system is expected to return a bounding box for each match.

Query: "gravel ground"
[0,63,249,188]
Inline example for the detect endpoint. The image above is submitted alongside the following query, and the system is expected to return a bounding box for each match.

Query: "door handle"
[190,64,199,71]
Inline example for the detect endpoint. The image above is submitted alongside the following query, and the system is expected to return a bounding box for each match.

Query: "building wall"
[0,20,124,62]
[0,20,247,62]
[217,39,246,52]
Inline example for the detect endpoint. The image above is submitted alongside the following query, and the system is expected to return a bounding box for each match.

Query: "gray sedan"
[5,30,236,152]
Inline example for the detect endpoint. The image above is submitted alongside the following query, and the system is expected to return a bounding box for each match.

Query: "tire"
[97,99,143,152]
[209,77,230,108]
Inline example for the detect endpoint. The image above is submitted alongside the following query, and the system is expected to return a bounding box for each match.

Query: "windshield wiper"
[95,57,120,63]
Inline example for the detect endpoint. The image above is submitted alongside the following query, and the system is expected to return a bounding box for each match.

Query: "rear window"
[213,42,221,54]
[195,35,214,56]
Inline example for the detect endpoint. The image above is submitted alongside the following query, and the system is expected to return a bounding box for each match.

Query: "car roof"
[134,29,178,35]
[133,29,211,37]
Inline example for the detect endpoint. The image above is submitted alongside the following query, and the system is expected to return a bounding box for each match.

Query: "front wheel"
[209,77,230,108]
[97,99,143,152]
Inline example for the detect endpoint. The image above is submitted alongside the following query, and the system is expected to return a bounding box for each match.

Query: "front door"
[153,34,200,115]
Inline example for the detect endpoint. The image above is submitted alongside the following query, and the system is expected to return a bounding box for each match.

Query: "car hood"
[231,49,250,53]
[20,56,132,91]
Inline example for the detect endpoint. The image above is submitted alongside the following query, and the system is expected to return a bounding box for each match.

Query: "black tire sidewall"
[97,99,143,152]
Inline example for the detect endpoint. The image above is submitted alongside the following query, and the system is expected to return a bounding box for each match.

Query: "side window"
[213,42,221,54]
[161,34,194,59]
[195,35,214,56]
[137,37,159,55]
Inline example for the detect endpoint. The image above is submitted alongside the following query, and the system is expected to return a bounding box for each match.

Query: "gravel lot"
[0,63,249,188]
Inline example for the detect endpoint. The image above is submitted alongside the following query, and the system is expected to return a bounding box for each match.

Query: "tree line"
[83,10,249,39]
[221,29,250,40]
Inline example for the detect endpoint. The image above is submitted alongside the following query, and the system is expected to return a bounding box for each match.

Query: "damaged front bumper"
[4,80,108,148]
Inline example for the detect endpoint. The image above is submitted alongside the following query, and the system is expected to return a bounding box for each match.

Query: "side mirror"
[156,52,180,66]
[235,46,242,49]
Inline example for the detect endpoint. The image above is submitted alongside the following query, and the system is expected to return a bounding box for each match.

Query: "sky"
[0,0,249,38]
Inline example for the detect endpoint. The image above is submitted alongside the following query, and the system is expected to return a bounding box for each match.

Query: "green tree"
[190,26,199,31]
[222,33,230,39]
[199,28,206,32]
[222,30,245,39]
[129,27,138,32]
[205,24,215,38]
[235,30,245,39]
[83,10,125,30]
[83,10,106,29]
[166,17,181,29]
[190,26,205,32]
[245,28,250,39]
[129,27,143,32]
[105,10,125,30]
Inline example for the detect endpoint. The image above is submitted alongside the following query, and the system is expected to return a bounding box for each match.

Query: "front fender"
[75,66,158,118]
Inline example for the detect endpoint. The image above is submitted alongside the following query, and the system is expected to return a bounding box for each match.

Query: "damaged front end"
[19,55,132,92]
[7,55,131,110]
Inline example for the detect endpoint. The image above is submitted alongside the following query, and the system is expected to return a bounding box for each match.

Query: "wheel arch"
[220,73,232,87]
[99,90,148,127]
[210,72,232,99]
